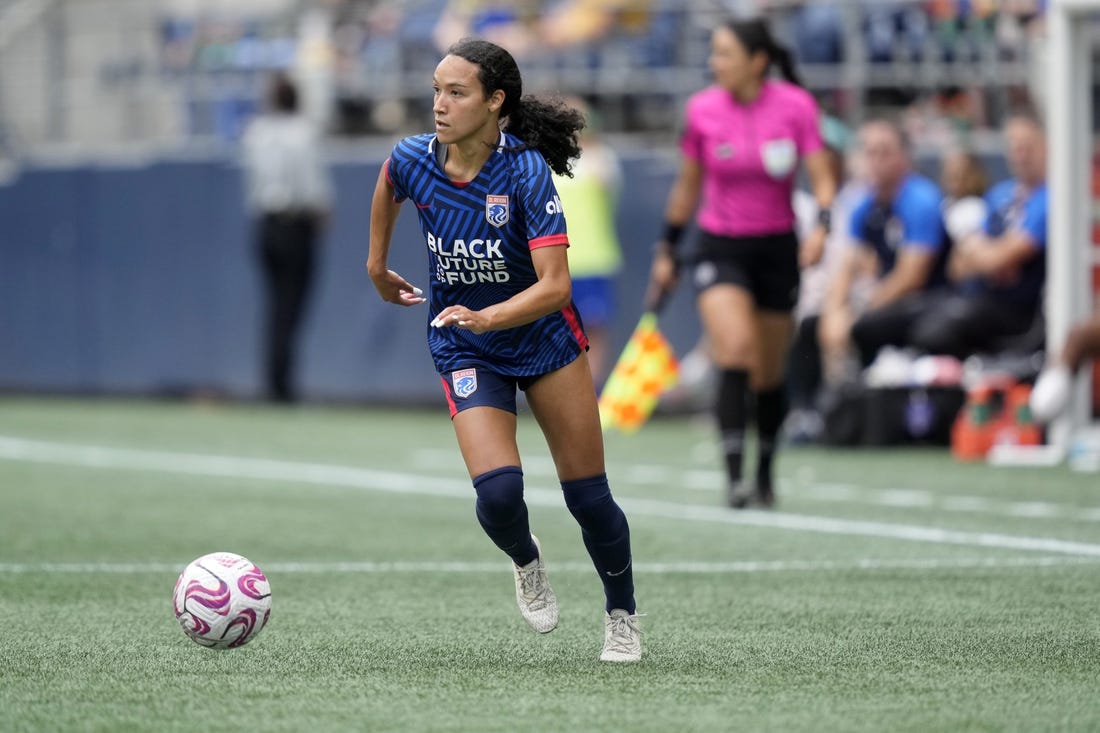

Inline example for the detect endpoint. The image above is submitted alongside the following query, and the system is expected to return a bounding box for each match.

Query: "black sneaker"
[726,481,755,509]
[756,483,776,509]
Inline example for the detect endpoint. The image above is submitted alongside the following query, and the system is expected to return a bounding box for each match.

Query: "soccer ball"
[173,552,271,649]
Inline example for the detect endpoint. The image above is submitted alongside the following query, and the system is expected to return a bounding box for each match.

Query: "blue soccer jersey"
[385,132,588,377]
[849,173,949,288]
[975,178,1047,308]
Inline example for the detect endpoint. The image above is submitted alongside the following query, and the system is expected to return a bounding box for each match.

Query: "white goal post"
[1047,0,1100,447]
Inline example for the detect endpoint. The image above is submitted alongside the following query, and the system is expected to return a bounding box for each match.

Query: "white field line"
[0,556,1098,575]
[413,448,1098,523]
[5,435,1100,558]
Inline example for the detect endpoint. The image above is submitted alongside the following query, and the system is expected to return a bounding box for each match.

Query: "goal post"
[1047,0,1099,447]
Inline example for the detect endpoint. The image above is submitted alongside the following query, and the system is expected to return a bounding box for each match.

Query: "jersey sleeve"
[849,194,872,245]
[679,97,704,161]
[898,182,946,252]
[1018,186,1048,249]
[792,89,824,156]
[518,154,569,250]
[384,141,412,202]
[381,158,405,203]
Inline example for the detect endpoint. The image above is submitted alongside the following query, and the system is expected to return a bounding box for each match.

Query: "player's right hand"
[370,268,426,306]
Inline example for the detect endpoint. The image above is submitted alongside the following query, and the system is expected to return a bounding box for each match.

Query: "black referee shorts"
[691,229,800,313]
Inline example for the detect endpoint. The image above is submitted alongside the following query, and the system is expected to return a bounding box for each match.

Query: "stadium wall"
[0,149,692,403]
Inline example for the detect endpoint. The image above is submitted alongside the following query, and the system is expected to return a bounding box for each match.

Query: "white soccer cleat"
[512,535,558,634]
[599,609,642,663]
[1030,365,1073,423]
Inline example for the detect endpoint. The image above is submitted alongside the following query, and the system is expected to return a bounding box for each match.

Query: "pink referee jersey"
[681,79,823,237]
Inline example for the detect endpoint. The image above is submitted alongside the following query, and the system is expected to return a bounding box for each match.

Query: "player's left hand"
[431,306,489,334]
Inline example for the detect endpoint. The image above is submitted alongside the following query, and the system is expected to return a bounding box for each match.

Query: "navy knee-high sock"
[473,466,538,567]
[754,387,787,490]
[561,474,635,614]
[718,369,749,485]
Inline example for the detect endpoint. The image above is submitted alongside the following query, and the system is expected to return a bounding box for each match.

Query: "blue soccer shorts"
[439,366,542,418]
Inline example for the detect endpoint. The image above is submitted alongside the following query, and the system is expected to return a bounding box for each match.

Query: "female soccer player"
[366,38,640,663]
[647,17,836,509]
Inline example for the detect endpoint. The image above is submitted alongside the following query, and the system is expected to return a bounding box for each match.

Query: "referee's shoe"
[728,480,775,509]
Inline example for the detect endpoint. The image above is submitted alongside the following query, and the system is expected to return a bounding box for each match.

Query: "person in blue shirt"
[818,118,949,383]
[910,112,1047,359]
[366,38,640,663]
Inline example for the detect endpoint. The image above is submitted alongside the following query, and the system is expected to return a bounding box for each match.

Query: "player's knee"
[561,474,627,534]
[472,466,525,525]
[709,338,754,369]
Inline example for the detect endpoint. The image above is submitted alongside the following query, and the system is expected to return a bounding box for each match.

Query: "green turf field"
[1,396,1099,732]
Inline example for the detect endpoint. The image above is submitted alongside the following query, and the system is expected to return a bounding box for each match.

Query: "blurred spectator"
[433,0,541,57]
[785,121,870,443]
[242,72,333,403]
[910,111,1047,359]
[790,3,843,64]
[818,118,949,384]
[552,98,624,388]
[331,2,410,134]
[996,0,1048,60]
[902,86,989,151]
[928,0,997,63]
[940,147,989,244]
[540,0,654,49]
[862,1,931,64]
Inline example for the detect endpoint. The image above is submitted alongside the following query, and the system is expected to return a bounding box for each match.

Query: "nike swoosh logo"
[415,201,432,209]
[605,560,632,577]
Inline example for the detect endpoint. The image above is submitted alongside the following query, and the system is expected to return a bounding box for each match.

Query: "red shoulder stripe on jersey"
[560,303,589,351]
[529,234,569,250]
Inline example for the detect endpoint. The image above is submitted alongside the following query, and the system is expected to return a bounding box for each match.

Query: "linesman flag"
[598,312,679,433]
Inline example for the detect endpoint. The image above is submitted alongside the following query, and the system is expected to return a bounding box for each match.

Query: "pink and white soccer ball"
[173,552,271,649]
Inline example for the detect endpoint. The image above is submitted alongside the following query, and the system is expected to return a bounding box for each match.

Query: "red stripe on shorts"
[440,376,459,418]
[560,304,589,351]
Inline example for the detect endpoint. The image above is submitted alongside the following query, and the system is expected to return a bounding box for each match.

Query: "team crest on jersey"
[452,368,478,399]
[485,195,509,227]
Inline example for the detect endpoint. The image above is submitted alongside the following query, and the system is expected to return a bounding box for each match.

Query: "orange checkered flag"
[598,312,679,433]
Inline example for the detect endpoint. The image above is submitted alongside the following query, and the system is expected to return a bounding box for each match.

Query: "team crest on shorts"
[452,368,478,398]
[485,195,509,227]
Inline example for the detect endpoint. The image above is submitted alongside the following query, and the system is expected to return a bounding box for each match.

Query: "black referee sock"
[754,387,788,490]
[718,369,749,485]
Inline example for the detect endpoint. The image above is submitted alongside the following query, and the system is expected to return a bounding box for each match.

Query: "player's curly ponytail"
[446,38,584,177]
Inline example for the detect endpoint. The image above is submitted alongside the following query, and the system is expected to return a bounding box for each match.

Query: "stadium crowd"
[154,1,1049,139]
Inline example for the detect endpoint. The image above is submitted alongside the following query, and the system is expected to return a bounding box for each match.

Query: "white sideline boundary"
[413,447,1096,523]
[3,435,1100,558]
[0,556,1097,575]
